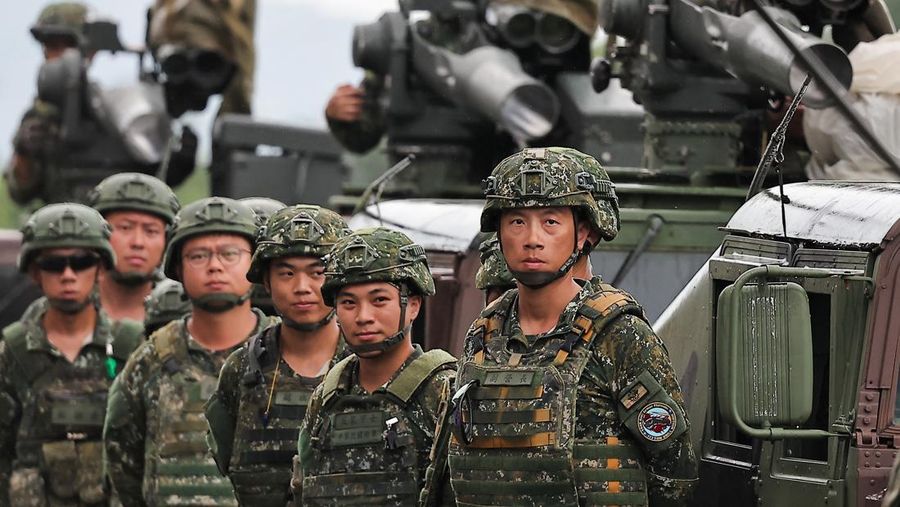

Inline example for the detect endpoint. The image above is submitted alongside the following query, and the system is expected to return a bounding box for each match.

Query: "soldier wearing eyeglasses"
[103,197,278,506]
[0,203,144,507]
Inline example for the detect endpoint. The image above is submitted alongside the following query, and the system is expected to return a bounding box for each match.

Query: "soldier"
[88,172,181,322]
[5,3,193,206]
[475,233,517,306]
[291,227,456,506]
[0,203,143,507]
[205,205,350,506]
[445,147,698,506]
[239,197,288,316]
[143,279,191,336]
[103,197,277,506]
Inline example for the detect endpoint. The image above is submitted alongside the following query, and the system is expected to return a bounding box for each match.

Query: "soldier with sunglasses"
[0,203,144,506]
[103,197,278,506]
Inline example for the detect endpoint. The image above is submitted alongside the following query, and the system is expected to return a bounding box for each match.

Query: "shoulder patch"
[637,402,678,442]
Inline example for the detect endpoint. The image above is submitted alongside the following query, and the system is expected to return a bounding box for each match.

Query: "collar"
[348,344,424,393]
[506,281,593,348]
[23,297,114,355]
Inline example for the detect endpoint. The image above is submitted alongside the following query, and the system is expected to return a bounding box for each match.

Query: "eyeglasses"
[183,247,251,268]
[35,253,101,273]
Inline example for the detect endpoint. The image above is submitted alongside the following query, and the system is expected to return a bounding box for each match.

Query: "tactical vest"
[227,326,346,506]
[449,285,651,506]
[1,311,142,505]
[144,323,238,506]
[302,349,456,506]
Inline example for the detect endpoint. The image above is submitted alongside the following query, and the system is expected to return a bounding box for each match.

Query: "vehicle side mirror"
[717,280,813,430]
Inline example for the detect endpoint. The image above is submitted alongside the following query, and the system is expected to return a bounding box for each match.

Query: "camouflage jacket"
[205,323,349,506]
[293,345,456,506]
[103,310,276,506]
[448,281,698,506]
[4,99,61,206]
[0,298,142,507]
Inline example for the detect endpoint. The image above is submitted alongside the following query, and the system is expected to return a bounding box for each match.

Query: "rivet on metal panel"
[865,451,871,457]
[866,393,875,401]
[876,451,882,457]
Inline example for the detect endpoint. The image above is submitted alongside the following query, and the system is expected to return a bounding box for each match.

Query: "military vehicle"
[653,181,900,506]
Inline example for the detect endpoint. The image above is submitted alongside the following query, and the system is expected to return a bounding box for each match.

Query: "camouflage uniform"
[0,203,143,507]
[446,148,698,506]
[292,228,457,506]
[204,205,350,506]
[474,233,516,292]
[102,197,275,505]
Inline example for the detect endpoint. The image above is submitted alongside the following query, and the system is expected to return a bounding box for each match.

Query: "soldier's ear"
[28,265,43,286]
[405,295,423,323]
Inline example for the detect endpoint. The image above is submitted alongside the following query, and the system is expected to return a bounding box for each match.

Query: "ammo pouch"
[8,467,48,507]
[41,440,105,503]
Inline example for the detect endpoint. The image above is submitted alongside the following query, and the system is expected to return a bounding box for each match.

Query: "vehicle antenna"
[353,155,416,221]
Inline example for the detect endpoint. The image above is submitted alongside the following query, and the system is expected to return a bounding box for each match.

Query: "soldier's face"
[266,255,331,326]
[105,211,167,277]
[179,234,253,301]
[498,207,589,274]
[31,247,100,304]
[335,282,421,352]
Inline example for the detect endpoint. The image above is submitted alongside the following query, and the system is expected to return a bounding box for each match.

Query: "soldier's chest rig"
[2,319,137,505]
[449,288,651,507]
[303,350,455,506]
[228,329,332,505]
[146,326,237,506]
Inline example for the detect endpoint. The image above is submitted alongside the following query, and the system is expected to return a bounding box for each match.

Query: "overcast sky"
[0,0,397,162]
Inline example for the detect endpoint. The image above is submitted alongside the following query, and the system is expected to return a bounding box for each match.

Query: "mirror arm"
[727,265,842,440]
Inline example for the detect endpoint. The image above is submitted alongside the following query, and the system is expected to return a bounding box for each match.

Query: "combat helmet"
[162,197,259,312]
[322,227,435,354]
[239,197,287,225]
[481,146,617,287]
[31,2,88,46]
[18,202,115,273]
[144,278,191,335]
[88,172,181,225]
[475,233,515,291]
[240,197,288,316]
[247,204,349,330]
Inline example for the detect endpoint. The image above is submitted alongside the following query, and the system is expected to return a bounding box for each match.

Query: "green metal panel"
[717,281,814,427]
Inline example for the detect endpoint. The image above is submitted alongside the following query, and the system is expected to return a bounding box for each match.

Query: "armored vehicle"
[656,181,900,506]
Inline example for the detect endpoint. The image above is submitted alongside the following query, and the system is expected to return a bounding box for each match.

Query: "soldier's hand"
[15,116,58,156]
[325,84,366,123]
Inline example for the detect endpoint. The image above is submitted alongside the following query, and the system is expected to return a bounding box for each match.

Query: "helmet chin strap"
[506,209,586,290]
[109,269,155,287]
[47,297,92,314]
[346,284,410,356]
[283,309,336,332]
[191,290,252,313]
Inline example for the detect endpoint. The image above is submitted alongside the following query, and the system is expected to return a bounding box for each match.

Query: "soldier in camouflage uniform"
[0,203,143,507]
[475,233,517,306]
[240,197,288,316]
[443,147,698,506]
[103,197,278,506]
[291,227,456,506]
[88,173,181,322]
[143,279,191,336]
[205,205,350,506]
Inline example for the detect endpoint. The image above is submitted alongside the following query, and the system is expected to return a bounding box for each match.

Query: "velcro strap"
[451,479,574,495]
[242,427,299,443]
[267,405,306,420]
[303,471,418,499]
[573,444,643,461]
[583,491,648,506]
[235,491,289,505]
[574,468,647,482]
[156,482,235,499]
[230,469,292,487]
[470,385,543,400]
[449,454,569,471]
[157,462,221,476]
[274,390,311,406]
[238,449,296,465]
[469,408,552,424]
[459,431,555,449]
[158,440,208,457]
[51,401,105,427]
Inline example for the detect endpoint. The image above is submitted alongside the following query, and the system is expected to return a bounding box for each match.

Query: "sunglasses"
[35,253,101,273]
